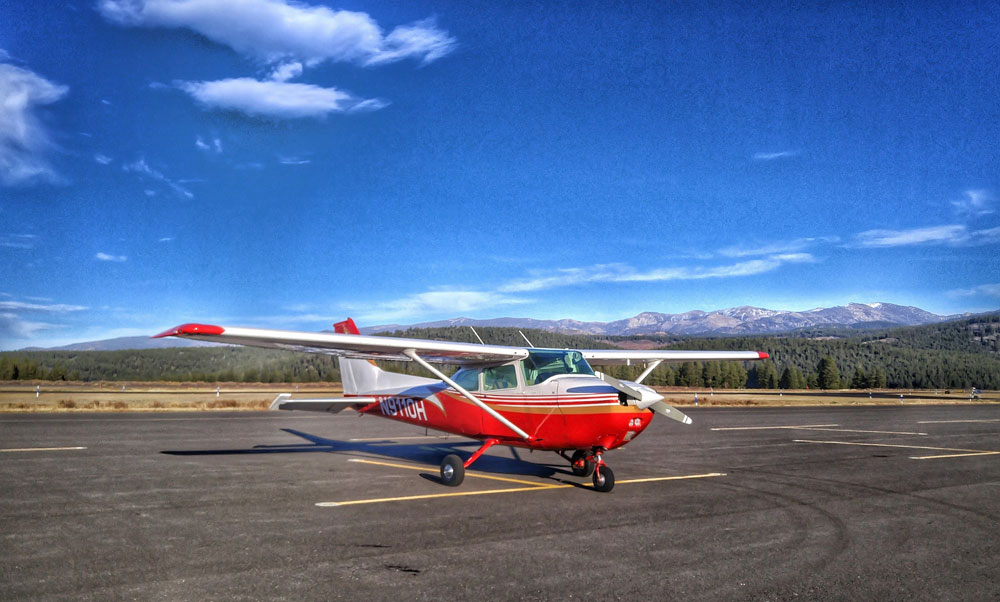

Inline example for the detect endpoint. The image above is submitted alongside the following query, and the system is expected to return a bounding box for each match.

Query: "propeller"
[596,372,693,425]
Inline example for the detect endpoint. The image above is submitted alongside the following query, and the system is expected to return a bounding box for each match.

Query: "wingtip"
[758,351,770,359]
[152,323,225,338]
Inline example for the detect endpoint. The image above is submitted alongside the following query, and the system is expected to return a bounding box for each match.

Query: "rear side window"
[451,368,481,391]
[483,364,517,391]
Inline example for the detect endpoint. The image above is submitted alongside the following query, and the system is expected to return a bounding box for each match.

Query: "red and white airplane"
[155,319,767,492]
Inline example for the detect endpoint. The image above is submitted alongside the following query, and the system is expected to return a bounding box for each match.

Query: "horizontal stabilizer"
[269,393,376,413]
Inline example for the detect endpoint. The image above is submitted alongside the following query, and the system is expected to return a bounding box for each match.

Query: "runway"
[2,405,999,601]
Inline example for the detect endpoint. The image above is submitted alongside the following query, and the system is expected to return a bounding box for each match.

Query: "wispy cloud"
[0,62,69,186]
[0,301,87,312]
[0,297,87,344]
[854,224,1000,248]
[355,254,815,321]
[278,155,310,165]
[158,237,174,243]
[195,136,222,153]
[1,234,37,249]
[951,189,994,217]
[123,157,194,199]
[718,236,839,258]
[947,283,1000,298]
[97,0,456,67]
[177,78,388,119]
[352,291,532,322]
[95,252,127,262]
[94,153,112,165]
[752,150,798,161]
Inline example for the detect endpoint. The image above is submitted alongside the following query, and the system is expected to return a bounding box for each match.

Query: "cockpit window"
[522,350,594,386]
[451,367,481,391]
[483,364,517,391]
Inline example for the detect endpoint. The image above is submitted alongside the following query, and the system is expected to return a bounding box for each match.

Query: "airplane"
[154,318,768,492]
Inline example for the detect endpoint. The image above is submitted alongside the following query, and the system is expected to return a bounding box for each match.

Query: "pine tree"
[817,357,841,390]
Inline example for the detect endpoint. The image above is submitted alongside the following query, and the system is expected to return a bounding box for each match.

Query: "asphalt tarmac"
[2,404,998,601]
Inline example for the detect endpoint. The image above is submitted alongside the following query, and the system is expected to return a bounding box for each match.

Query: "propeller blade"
[596,371,664,408]
[650,401,693,425]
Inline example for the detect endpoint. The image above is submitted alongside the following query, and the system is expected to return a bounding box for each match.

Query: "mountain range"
[366,302,955,336]
[19,303,962,351]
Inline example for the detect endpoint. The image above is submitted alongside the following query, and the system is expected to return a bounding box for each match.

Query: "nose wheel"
[565,448,615,492]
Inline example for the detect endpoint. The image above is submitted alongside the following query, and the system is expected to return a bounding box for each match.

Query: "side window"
[483,364,517,391]
[452,368,481,391]
[521,358,539,387]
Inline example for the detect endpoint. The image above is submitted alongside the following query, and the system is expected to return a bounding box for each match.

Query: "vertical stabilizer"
[333,319,384,395]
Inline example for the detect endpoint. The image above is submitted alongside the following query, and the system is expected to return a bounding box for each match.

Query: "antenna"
[469,326,485,345]
[518,330,535,348]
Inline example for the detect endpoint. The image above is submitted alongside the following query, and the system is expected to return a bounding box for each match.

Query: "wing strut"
[634,360,662,385]
[403,349,531,441]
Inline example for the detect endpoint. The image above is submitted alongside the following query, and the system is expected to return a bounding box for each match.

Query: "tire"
[592,465,615,493]
[570,449,595,477]
[440,454,465,487]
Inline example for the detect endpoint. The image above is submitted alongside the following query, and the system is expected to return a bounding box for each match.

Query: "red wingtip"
[152,323,225,338]
[333,318,360,335]
[758,351,770,359]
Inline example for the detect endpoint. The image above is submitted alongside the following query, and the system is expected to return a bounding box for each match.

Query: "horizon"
[3,2,999,349]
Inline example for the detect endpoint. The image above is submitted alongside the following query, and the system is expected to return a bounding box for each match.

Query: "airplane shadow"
[162,428,580,482]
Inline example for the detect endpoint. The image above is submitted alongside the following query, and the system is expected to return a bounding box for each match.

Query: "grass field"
[0,381,995,412]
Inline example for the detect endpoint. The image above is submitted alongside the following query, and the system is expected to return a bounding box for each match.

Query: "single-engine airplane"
[154,319,767,492]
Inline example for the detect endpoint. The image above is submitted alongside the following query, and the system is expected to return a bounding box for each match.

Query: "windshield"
[522,350,594,386]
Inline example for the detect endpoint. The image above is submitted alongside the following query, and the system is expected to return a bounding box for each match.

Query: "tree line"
[2,314,998,389]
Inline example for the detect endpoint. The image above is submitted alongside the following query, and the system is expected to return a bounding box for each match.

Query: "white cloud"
[177,78,387,118]
[718,236,839,258]
[354,291,532,322]
[123,157,194,198]
[752,150,798,161]
[0,233,37,249]
[94,153,113,165]
[0,312,59,341]
[951,189,994,217]
[0,63,69,186]
[0,301,87,312]
[854,225,969,248]
[278,155,310,165]
[97,0,456,67]
[498,255,815,293]
[95,252,127,262]
[158,237,174,243]
[948,283,1000,298]
[195,135,222,153]
[269,61,302,82]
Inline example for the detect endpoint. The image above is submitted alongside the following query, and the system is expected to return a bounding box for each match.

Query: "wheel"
[570,449,595,477]
[440,454,465,487]
[592,465,615,493]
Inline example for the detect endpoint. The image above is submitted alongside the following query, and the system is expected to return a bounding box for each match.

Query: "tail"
[334,318,382,395]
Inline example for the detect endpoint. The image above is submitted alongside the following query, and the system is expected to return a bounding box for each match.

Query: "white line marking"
[711,424,926,435]
[0,446,87,453]
[794,439,1000,460]
[917,419,1000,424]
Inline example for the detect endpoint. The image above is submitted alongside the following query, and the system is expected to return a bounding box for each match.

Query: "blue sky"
[2,1,999,349]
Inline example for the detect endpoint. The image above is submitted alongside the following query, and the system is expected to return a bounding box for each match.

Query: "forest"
[1,312,997,389]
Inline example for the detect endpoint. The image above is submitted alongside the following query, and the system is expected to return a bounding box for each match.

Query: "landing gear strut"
[591,450,615,493]
[440,438,500,487]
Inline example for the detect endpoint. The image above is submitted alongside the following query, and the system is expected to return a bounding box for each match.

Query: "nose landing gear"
[565,448,615,492]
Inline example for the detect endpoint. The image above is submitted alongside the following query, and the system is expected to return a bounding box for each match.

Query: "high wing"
[153,323,528,365]
[580,349,768,365]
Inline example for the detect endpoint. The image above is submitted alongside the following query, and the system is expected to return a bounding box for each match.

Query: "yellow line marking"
[711,424,838,430]
[347,458,558,487]
[794,439,1000,460]
[0,446,87,453]
[317,460,727,507]
[910,452,1000,460]
[917,419,1000,424]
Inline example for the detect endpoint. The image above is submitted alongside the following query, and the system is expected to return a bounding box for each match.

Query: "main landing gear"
[439,438,500,487]
[566,448,615,492]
